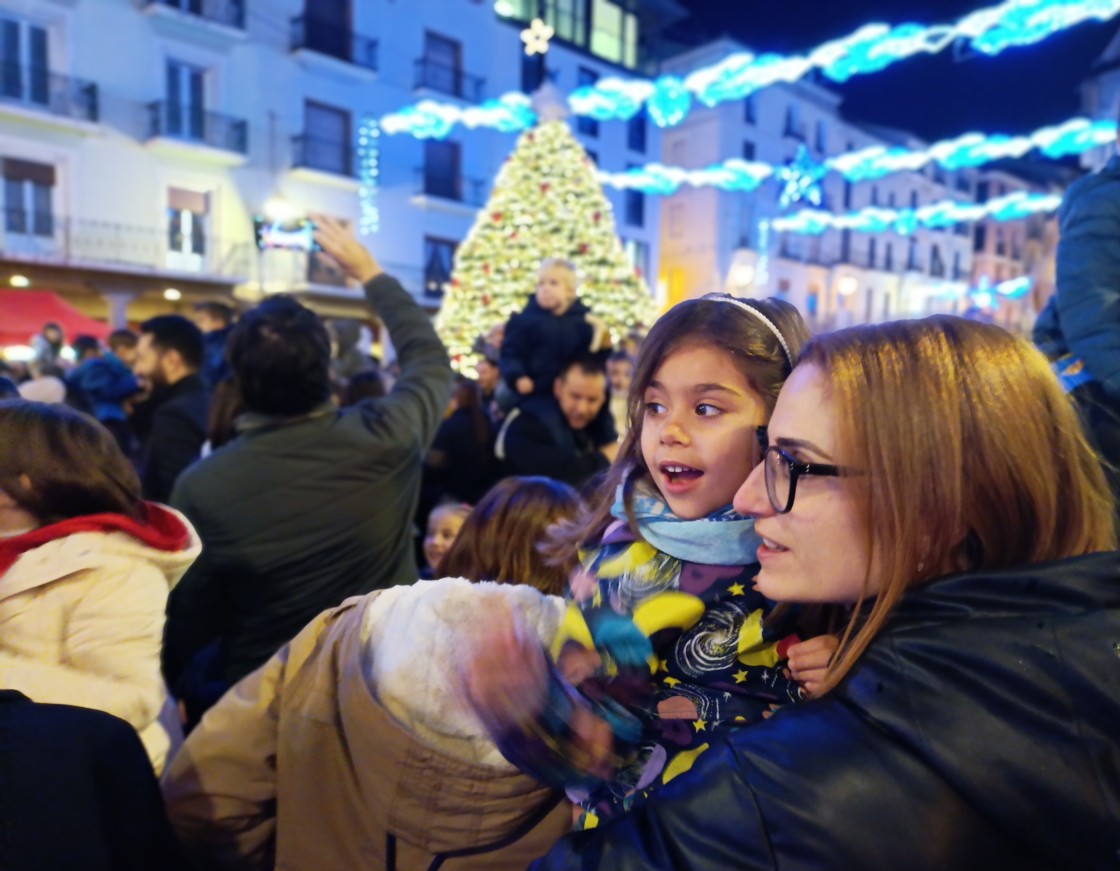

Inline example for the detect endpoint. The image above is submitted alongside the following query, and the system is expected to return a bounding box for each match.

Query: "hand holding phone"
[312,214,383,284]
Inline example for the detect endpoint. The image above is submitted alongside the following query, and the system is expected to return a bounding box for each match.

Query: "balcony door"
[304,100,350,175]
[167,60,205,140]
[423,140,461,201]
[423,31,461,96]
[1,17,49,107]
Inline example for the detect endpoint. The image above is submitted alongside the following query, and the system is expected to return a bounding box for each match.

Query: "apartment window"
[956,174,971,194]
[865,288,875,322]
[815,119,827,153]
[521,52,544,93]
[422,31,463,97]
[744,95,757,125]
[590,0,637,67]
[742,140,756,161]
[907,238,919,271]
[888,191,897,209]
[167,187,207,271]
[668,203,685,239]
[303,0,351,60]
[624,179,644,227]
[974,224,987,253]
[3,158,54,237]
[1,17,48,105]
[909,190,919,210]
[995,227,1007,256]
[976,181,990,203]
[870,186,879,207]
[840,228,851,262]
[424,139,461,200]
[166,60,205,140]
[423,236,457,298]
[623,238,649,278]
[545,0,588,47]
[783,104,802,139]
[953,250,963,279]
[885,242,894,272]
[843,180,852,210]
[930,243,945,278]
[627,111,647,153]
[577,67,599,137]
[304,100,351,175]
[868,237,877,269]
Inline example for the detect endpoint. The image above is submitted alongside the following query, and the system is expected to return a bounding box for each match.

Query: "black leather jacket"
[535,552,1120,870]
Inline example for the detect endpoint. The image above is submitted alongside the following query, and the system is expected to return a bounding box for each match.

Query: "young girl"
[421,502,473,578]
[466,293,833,827]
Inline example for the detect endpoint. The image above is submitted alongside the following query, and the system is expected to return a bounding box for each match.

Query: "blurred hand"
[787,634,840,697]
[461,604,549,736]
[313,214,383,284]
[516,376,534,395]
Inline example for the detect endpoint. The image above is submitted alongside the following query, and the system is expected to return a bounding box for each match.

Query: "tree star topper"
[521,18,555,56]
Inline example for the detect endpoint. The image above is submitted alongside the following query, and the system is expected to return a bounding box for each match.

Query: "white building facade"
[0,0,671,328]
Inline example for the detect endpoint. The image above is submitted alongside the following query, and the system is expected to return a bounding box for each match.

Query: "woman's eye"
[695,403,721,416]
[643,401,665,416]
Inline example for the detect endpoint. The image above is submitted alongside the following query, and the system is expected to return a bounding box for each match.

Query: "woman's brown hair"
[804,316,1117,694]
[439,476,583,595]
[544,294,810,560]
[0,399,144,524]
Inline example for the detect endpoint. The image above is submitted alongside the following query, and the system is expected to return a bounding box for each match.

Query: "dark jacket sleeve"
[503,413,609,486]
[499,311,533,390]
[1054,177,1120,396]
[353,274,453,452]
[142,405,204,503]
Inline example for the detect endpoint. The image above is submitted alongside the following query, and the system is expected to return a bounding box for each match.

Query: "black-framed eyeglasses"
[763,445,848,514]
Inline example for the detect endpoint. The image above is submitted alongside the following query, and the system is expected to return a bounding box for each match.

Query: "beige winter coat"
[163,579,574,870]
[0,508,200,772]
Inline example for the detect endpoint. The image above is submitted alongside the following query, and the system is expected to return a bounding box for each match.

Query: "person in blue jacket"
[66,331,141,451]
[1032,132,1120,496]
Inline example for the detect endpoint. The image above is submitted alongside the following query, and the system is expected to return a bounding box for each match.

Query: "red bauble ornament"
[593,211,601,224]
[491,211,504,222]
[481,294,491,306]
[483,263,492,275]
[541,183,551,194]
[578,243,589,255]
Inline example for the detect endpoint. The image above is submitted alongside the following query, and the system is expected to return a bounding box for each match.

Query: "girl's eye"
[695,403,721,416]
[643,401,665,416]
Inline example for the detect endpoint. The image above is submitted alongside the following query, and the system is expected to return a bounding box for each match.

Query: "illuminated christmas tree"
[436,114,656,373]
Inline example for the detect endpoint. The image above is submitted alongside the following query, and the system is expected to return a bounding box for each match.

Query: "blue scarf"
[610,470,761,566]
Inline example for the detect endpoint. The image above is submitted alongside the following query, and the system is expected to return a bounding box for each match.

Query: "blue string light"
[770,191,1062,235]
[595,117,1117,195]
[358,117,380,236]
[379,0,1120,137]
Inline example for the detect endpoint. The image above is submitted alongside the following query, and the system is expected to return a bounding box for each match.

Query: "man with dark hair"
[192,301,235,387]
[65,334,141,451]
[164,217,453,721]
[1032,110,1120,498]
[133,315,209,503]
[497,355,618,488]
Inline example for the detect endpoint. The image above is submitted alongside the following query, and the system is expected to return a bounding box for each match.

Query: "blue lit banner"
[381,0,1120,137]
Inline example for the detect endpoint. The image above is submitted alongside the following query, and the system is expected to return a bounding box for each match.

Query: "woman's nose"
[733,460,771,517]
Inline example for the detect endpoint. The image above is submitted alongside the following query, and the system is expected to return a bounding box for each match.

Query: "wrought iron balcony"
[145,0,245,30]
[292,135,355,177]
[414,58,484,101]
[414,168,486,206]
[291,16,378,71]
[147,101,248,154]
[0,62,98,123]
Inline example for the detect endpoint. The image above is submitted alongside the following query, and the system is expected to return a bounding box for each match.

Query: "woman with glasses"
[533,316,1120,870]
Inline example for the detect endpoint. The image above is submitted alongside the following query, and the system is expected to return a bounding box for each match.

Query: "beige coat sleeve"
[160,603,349,871]
[0,562,167,729]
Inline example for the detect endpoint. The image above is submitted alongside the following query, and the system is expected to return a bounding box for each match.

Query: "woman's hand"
[786,633,840,697]
[313,214,383,284]
[461,604,549,736]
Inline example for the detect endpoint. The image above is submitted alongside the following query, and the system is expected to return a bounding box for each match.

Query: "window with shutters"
[3,158,54,238]
[167,187,208,271]
[0,16,49,107]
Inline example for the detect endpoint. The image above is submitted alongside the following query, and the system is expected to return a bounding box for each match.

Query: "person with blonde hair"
[533,316,1119,870]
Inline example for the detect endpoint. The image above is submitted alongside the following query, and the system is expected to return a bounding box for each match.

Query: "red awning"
[0,289,112,347]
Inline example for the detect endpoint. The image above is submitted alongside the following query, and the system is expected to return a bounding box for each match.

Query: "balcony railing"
[415,169,486,206]
[148,101,248,154]
[146,0,245,29]
[0,62,98,123]
[1,211,252,278]
[414,58,485,101]
[292,135,355,177]
[291,16,378,71]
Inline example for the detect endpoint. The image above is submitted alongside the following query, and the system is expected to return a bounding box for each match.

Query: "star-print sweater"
[492,519,801,827]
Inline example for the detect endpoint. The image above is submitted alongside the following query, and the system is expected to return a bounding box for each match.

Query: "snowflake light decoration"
[521,18,555,56]
[778,145,826,210]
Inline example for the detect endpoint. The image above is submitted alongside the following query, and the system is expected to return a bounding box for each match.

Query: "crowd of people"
[0,177,1118,870]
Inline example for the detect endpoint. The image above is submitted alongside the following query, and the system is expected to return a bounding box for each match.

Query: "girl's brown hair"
[544,294,810,559]
[0,399,144,524]
[439,476,584,595]
[804,316,1117,694]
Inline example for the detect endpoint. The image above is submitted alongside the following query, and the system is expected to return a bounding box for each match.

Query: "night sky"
[673,0,1118,141]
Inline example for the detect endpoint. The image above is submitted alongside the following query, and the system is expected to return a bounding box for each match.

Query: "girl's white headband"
[701,294,794,368]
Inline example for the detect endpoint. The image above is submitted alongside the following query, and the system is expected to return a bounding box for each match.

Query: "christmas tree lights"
[435,120,656,374]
